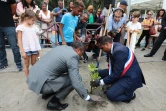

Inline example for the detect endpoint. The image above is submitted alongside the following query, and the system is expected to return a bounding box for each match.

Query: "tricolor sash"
[108,49,134,77]
[121,49,134,77]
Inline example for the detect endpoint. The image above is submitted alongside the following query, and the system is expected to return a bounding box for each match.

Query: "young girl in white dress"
[16,9,41,77]
[125,11,142,52]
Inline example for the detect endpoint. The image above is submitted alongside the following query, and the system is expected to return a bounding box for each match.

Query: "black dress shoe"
[141,48,146,51]
[135,44,140,48]
[122,93,136,103]
[144,53,153,57]
[47,101,68,110]
[162,56,166,61]
[47,96,68,110]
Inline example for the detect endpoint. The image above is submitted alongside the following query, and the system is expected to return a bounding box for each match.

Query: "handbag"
[149,26,156,35]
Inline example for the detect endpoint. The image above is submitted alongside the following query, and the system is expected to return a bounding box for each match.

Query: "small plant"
[88,63,101,94]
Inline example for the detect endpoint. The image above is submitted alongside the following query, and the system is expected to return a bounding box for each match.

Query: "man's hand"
[89,95,103,102]
[117,28,122,33]
[75,35,81,41]
[58,9,63,14]
[62,40,66,45]
[90,79,100,87]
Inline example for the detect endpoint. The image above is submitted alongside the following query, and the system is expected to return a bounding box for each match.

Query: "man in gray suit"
[27,42,102,110]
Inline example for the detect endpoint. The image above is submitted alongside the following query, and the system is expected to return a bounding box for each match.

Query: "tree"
[35,0,105,11]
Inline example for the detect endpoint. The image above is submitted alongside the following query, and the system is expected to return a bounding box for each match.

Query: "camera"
[62,9,66,15]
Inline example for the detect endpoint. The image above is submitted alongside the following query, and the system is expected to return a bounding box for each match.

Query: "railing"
[38,21,59,47]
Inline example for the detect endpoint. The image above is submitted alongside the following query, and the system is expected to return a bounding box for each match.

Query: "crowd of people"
[0,0,166,110]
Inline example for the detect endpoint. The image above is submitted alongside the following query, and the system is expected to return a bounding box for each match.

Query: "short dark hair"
[71,41,84,51]
[73,1,84,8]
[81,12,89,17]
[97,36,113,45]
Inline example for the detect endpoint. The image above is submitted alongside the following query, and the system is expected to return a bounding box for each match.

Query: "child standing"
[125,11,141,52]
[59,1,84,46]
[16,9,41,77]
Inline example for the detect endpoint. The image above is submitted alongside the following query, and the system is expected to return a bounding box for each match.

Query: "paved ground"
[0,45,166,111]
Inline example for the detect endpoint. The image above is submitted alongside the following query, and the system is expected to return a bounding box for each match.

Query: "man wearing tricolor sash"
[91,36,146,103]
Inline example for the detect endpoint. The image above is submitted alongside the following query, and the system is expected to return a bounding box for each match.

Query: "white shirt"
[100,43,114,86]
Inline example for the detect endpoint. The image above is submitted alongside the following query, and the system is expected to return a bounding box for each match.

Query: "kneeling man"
[91,36,146,103]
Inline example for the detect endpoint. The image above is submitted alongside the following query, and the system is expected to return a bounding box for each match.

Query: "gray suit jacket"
[26,46,88,99]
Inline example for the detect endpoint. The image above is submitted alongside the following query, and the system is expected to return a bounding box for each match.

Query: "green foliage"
[88,63,101,94]
[88,63,101,81]
[35,0,105,11]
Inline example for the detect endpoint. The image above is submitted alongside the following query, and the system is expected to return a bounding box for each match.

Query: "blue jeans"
[25,51,38,56]
[0,27,22,66]
[98,69,134,102]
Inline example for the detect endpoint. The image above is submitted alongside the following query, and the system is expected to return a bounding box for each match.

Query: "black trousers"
[136,30,150,48]
[150,31,166,56]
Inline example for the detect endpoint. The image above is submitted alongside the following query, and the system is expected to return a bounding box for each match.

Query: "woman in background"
[87,5,95,24]
[95,8,103,23]
[16,0,40,16]
[38,2,53,47]
[135,11,154,51]
[67,1,73,12]
[147,9,165,48]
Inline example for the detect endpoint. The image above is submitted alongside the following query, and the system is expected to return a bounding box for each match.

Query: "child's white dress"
[125,22,142,52]
[16,24,41,52]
